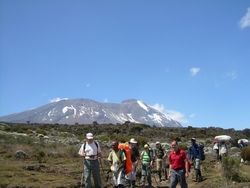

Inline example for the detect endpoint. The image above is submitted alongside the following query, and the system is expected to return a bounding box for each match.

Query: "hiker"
[78,133,102,188]
[125,138,140,188]
[188,138,203,182]
[153,141,167,182]
[108,141,126,188]
[168,140,189,188]
[238,139,246,150]
[213,140,219,161]
[219,140,228,161]
[140,144,153,187]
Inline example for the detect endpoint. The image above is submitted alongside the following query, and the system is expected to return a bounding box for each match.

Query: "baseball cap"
[156,141,160,145]
[144,144,149,148]
[86,133,93,139]
[191,138,196,141]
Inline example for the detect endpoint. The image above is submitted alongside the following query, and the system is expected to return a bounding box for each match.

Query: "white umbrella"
[214,135,231,141]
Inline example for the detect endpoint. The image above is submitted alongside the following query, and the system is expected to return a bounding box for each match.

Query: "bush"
[222,157,241,182]
[241,146,250,161]
[99,135,109,142]
[36,129,46,135]
[37,150,46,163]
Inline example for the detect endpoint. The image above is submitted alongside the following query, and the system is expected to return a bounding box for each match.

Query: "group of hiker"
[78,133,247,188]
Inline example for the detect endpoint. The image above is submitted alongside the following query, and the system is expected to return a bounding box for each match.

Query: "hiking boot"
[198,176,203,182]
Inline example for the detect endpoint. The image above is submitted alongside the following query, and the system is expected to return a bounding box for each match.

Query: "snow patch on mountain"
[137,101,149,112]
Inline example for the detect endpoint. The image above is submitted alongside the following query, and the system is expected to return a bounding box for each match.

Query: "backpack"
[199,144,206,161]
[118,143,132,175]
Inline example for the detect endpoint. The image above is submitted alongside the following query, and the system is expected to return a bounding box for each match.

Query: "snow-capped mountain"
[0,98,181,127]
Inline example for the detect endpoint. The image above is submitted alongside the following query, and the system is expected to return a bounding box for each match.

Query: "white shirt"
[78,141,101,156]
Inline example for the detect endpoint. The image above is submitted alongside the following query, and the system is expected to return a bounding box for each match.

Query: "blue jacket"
[188,144,202,161]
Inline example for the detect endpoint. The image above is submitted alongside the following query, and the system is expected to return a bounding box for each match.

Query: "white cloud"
[152,103,188,123]
[226,70,237,80]
[190,67,200,76]
[190,113,196,118]
[104,99,108,103]
[86,84,90,87]
[239,7,250,29]
[50,98,68,103]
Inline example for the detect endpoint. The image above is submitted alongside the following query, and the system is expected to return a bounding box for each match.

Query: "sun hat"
[191,138,196,141]
[156,141,160,145]
[129,138,137,144]
[144,144,149,148]
[86,133,93,139]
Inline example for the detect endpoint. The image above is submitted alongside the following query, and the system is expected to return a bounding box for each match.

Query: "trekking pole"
[80,171,84,188]
[99,158,109,188]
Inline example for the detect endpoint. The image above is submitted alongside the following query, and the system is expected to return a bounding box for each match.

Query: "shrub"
[99,135,109,142]
[66,146,79,158]
[14,150,27,160]
[178,143,188,151]
[37,150,46,163]
[222,157,241,182]
[36,129,46,135]
[241,146,250,161]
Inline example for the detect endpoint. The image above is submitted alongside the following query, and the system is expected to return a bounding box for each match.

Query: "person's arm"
[163,149,167,159]
[135,149,140,166]
[184,158,189,178]
[187,147,191,160]
[168,164,172,179]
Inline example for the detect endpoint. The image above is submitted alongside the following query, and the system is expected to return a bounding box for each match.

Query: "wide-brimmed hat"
[144,144,149,148]
[129,138,137,144]
[156,141,160,145]
[86,133,93,139]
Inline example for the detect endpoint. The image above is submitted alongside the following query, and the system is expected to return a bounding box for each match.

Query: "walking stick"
[80,171,84,188]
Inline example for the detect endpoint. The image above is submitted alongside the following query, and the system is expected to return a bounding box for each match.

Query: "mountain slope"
[0,98,181,127]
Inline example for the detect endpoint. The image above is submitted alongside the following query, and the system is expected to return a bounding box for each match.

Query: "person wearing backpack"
[188,138,203,182]
[140,144,153,187]
[153,141,167,182]
[125,138,140,188]
[108,141,126,188]
[78,133,102,188]
[168,140,189,188]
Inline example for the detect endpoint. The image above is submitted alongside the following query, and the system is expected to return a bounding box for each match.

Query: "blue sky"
[1,0,250,130]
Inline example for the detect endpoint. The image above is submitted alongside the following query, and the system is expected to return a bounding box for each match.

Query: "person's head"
[171,140,179,151]
[111,141,119,152]
[86,133,94,143]
[156,141,161,148]
[191,138,196,145]
[222,141,225,144]
[129,138,137,148]
[144,144,149,151]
